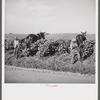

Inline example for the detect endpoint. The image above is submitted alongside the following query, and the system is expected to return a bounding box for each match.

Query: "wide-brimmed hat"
[72,38,76,42]
[14,36,18,40]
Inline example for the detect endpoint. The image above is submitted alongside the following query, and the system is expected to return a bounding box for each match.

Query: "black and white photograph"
[4,0,96,83]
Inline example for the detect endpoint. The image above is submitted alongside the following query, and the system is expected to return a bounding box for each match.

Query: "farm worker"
[13,37,19,58]
[70,38,81,64]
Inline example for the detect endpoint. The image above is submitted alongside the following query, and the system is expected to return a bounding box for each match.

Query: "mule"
[19,32,45,48]
[76,31,87,46]
[20,32,45,43]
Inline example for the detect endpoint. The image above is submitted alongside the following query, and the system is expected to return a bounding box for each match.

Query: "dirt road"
[5,66,95,83]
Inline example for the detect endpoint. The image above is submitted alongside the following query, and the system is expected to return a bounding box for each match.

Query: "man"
[13,37,19,58]
[70,38,81,64]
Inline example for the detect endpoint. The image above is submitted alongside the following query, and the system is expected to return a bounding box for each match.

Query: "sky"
[5,0,96,34]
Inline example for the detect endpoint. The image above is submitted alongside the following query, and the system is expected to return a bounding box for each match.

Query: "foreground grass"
[5,52,95,75]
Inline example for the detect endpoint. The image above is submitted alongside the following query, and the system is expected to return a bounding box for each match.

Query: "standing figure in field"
[13,37,19,58]
[70,38,81,64]
[76,31,87,46]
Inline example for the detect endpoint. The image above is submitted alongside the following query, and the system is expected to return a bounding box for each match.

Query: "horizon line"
[5,32,95,35]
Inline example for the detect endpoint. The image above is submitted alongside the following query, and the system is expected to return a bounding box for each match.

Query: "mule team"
[13,31,87,64]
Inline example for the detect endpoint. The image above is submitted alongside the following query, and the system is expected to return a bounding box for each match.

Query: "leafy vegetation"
[5,34,95,75]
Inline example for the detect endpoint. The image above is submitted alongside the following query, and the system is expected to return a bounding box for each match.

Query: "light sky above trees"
[5,0,95,34]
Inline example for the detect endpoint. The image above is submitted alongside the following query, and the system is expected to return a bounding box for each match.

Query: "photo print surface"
[4,0,96,83]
